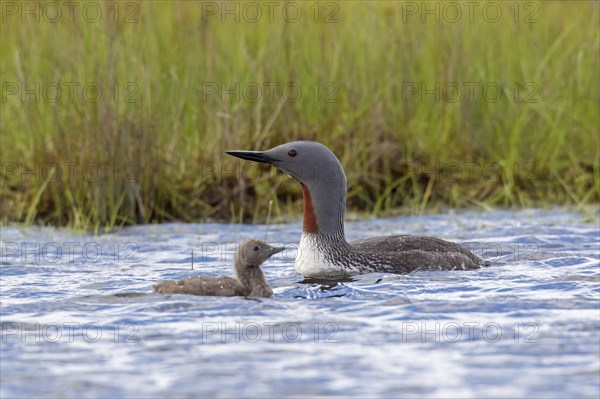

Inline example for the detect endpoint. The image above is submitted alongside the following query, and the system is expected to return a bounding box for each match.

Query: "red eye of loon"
[288,149,297,157]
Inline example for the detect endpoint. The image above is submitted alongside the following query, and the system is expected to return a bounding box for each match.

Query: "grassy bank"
[1,1,598,231]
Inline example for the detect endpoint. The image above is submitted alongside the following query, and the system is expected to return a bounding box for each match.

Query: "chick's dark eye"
[253,245,259,251]
[288,149,297,157]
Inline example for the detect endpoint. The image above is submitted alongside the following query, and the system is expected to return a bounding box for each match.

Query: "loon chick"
[154,240,283,298]
[227,141,484,278]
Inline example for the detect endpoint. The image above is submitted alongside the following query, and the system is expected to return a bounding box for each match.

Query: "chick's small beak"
[269,246,285,256]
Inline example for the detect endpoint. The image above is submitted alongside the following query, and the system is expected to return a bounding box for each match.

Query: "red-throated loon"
[227,141,484,278]
[153,240,283,297]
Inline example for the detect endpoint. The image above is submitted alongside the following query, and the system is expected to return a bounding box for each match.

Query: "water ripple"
[1,209,598,398]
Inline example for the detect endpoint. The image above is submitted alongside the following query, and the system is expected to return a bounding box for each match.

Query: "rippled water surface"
[1,209,599,398]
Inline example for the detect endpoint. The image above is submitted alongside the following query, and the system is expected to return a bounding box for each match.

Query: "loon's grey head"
[227,141,347,236]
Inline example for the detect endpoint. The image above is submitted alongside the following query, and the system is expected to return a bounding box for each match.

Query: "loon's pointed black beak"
[226,150,279,165]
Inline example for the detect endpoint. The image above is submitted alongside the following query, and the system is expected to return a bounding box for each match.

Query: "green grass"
[1,1,598,231]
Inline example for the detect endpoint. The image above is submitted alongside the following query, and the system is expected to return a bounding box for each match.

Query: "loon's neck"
[300,182,347,240]
[297,176,357,278]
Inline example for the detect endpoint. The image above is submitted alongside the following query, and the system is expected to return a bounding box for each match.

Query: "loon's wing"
[154,276,245,296]
[351,235,483,267]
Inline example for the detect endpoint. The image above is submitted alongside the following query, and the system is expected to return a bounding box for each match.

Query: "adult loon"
[227,141,484,279]
[154,240,283,297]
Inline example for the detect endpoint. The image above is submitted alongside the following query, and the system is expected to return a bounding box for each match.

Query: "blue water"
[1,209,599,398]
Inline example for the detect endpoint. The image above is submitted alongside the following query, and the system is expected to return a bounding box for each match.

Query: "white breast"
[295,234,344,278]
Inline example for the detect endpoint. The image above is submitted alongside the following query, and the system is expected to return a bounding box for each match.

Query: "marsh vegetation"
[1,1,598,230]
